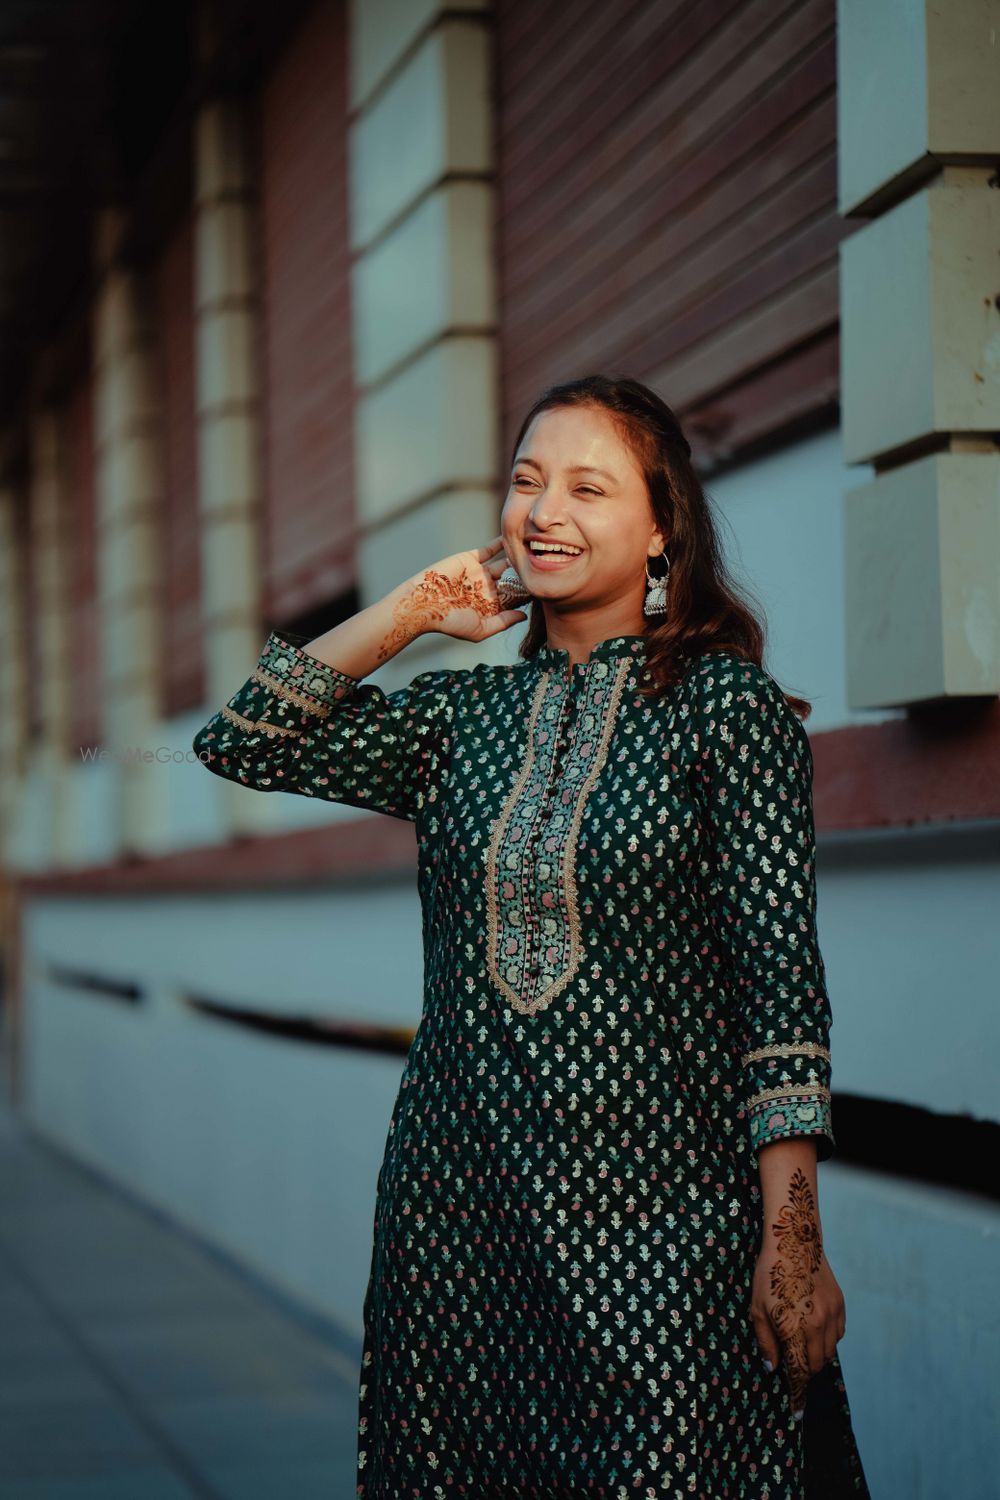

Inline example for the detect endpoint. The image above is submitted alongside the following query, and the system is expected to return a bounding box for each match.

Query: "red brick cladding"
[13,472,40,746]
[258,0,356,624]
[156,209,203,717]
[494,0,843,470]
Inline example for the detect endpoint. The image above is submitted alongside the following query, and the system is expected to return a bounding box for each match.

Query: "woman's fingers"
[805,1318,827,1377]
[752,1304,781,1373]
[480,608,528,637]
[783,1333,811,1419]
[825,1302,845,1364]
[781,1308,839,1383]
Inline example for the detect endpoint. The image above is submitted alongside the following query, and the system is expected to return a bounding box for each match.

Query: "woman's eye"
[512,478,599,496]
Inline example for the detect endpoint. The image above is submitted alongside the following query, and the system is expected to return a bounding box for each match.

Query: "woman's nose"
[529,493,568,526]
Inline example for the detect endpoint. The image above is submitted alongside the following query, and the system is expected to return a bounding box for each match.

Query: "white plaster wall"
[817,834,1000,1125]
[702,424,894,732]
[21,886,427,1338]
[820,1162,1000,1500]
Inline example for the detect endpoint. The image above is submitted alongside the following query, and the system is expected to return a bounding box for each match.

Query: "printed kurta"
[193,630,870,1500]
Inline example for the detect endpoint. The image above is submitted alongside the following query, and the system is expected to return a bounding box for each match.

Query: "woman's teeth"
[526,541,583,555]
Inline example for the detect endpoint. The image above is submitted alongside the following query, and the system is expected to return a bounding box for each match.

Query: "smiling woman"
[502,375,812,717]
[193,373,870,1500]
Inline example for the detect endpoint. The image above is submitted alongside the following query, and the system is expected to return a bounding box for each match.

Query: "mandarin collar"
[530,634,650,669]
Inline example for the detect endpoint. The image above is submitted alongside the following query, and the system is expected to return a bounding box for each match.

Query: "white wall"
[704,423,893,731]
[21,886,426,1337]
[821,1163,1000,1500]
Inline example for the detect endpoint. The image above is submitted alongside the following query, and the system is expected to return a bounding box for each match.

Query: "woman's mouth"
[523,540,586,571]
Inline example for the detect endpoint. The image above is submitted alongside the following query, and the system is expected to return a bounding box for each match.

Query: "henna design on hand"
[376,567,499,662]
[768,1167,823,1420]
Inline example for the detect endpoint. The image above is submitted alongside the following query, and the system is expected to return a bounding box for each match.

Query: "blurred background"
[1,0,998,1495]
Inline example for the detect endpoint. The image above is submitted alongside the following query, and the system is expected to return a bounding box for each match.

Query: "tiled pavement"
[0,1047,362,1499]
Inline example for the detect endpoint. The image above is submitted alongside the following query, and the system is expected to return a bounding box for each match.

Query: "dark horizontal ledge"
[182,993,416,1056]
[45,963,144,1004]
[829,1092,1000,1204]
[817,814,1000,865]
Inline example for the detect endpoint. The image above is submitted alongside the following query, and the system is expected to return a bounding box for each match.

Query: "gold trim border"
[746,1082,832,1110]
[251,664,333,718]
[741,1041,831,1067]
[221,704,298,738]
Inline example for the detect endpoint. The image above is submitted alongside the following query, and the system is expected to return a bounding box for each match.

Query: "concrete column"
[92,206,167,853]
[192,96,272,833]
[838,0,1000,707]
[347,0,503,680]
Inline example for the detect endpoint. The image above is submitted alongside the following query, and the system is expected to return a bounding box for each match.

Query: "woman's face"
[501,404,666,613]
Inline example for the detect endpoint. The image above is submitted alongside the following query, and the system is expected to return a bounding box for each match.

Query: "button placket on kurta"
[523,671,572,993]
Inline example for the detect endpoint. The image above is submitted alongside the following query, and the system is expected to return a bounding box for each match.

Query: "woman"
[193,374,870,1498]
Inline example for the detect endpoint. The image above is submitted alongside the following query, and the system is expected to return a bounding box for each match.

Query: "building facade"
[1,1,998,1492]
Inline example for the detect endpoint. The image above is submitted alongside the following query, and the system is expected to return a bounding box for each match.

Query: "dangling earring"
[497,565,532,608]
[643,552,670,616]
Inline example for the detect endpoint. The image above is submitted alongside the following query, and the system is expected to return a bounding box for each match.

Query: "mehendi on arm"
[752,1135,846,1422]
[768,1165,823,1416]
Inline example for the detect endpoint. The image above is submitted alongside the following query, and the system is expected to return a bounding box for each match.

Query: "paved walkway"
[0,1043,362,1499]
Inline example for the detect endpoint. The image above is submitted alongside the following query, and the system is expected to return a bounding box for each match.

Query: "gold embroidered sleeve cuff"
[741,1040,835,1160]
[192,630,461,818]
[192,630,362,782]
[242,627,359,726]
[225,630,359,736]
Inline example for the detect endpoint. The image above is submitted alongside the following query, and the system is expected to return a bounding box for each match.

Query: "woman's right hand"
[403,536,529,645]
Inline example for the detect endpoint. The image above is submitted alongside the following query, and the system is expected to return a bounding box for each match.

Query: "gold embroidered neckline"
[485,657,633,1017]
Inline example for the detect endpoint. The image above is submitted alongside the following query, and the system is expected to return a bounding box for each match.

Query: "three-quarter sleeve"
[191,629,460,823]
[695,655,835,1162]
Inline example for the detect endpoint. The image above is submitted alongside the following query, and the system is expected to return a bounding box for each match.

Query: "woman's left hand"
[751,1167,847,1422]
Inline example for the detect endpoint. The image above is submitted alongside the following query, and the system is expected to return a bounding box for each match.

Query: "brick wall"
[259,0,356,625]
[495,0,844,471]
[156,208,202,717]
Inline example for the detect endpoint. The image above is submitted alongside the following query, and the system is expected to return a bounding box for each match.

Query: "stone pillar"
[92,207,167,853]
[347,0,503,678]
[839,0,1000,707]
[192,95,271,832]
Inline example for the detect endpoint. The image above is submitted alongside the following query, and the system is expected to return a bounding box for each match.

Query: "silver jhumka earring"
[497,566,532,608]
[643,552,670,616]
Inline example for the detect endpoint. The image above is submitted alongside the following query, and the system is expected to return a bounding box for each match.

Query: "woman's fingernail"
[763,1359,774,1372]
[792,1408,804,1422]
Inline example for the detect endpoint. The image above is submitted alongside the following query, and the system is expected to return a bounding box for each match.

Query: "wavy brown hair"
[510,373,811,720]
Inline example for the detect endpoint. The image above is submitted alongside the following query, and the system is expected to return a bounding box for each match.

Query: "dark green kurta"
[193,629,869,1499]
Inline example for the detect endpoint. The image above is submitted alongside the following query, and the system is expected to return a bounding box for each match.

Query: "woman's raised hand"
[402,537,528,645]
